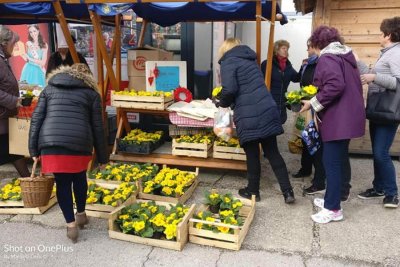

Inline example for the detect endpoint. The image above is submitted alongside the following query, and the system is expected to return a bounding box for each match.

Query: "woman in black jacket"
[29,63,108,243]
[218,38,295,204]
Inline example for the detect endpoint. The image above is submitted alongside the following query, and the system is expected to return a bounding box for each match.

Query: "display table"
[111,107,247,171]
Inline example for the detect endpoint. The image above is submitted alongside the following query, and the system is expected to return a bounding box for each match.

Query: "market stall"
[0,0,288,170]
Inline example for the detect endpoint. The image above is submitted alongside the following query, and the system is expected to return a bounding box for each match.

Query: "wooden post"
[115,14,121,91]
[256,0,262,65]
[103,32,117,93]
[52,0,80,64]
[89,9,118,92]
[96,36,105,109]
[138,19,148,48]
[265,0,277,90]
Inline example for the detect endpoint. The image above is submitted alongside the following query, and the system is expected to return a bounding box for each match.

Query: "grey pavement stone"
[0,215,13,222]
[0,222,152,267]
[318,200,400,263]
[243,196,313,253]
[9,214,33,223]
[306,257,378,267]
[145,243,220,267]
[218,250,304,267]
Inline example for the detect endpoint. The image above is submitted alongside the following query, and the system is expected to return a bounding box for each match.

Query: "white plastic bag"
[213,107,233,141]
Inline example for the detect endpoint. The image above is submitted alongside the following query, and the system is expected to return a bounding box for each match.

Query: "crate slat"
[172,139,212,158]
[0,195,57,215]
[212,143,246,161]
[111,92,173,110]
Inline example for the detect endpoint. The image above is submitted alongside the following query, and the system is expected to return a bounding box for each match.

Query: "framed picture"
[145,61,187,92]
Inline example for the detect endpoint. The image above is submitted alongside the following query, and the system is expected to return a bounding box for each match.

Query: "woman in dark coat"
[29,63,108,243]
[300,26,365,224]
[261,40,299,124]
[218,38,295,204]
[0,27,30,177]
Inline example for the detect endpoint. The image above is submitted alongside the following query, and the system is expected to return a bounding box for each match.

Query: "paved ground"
[1,124,400,266]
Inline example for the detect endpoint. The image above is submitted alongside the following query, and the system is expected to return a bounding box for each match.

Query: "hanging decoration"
[174,86,192,103]
[148,70,154,86]
[153,63,160,78]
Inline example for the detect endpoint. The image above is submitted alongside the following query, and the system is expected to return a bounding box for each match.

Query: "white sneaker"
[311,208,344,224]
[313,198,324,208]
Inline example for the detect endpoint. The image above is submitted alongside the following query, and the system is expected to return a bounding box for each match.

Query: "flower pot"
[153,187,162,195]
[21,98,33,107]
[209,204,220,214]
[290,103,302,112]
[152,231,164,239]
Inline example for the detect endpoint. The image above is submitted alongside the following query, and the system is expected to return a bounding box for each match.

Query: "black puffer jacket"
[29,66,108,164]
[218,45,283,146]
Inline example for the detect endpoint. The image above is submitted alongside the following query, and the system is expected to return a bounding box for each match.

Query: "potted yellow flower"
[285,90,302,112]
[301,85,318,100]
[21,91,34,107]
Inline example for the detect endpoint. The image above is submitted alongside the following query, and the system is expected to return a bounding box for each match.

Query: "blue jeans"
[323,140,351,211]
[370,122,399,197]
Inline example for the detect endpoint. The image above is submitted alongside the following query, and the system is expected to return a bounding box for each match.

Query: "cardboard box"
[127,48,173,77]
[9,117,30,157]
[128,76,147,91]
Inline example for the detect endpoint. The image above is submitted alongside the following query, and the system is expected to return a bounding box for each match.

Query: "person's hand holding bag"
[213,107,233,142]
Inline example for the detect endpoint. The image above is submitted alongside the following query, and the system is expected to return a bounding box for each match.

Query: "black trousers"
[54,171,88,223]
[243,136,292,193]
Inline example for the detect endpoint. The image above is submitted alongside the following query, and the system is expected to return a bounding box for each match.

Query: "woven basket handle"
[30,159,38,178]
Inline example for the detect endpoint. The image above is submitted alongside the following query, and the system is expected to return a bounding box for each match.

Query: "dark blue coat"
[261,57,299,124]
[218,45,283,146]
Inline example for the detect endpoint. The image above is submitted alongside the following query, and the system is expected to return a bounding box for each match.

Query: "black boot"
[283,189,295,204]
[292,169,312,178]
[238,187,260,202]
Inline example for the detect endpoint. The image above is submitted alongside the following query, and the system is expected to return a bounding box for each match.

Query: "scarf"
[276,55,287,71]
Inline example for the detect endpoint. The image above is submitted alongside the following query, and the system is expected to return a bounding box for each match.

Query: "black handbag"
[365,79,400,124]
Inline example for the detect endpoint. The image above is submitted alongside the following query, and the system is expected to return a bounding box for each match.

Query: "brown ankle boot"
[75,212,89,229]
[67,226,78,243]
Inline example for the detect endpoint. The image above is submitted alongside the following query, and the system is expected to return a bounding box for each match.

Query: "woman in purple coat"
[300,26,365,223]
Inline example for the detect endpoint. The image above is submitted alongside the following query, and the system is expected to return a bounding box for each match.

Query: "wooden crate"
[172,139,212,158]
[0,194,57,215]
[212,143,246,161]
[111,91,173,110]
[82,182,138,219]
[138,168,199,204]
[188,196,256,250]
[108,199,196,251]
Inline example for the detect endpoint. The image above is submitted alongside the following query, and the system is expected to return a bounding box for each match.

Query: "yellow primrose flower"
[119,214,130,220]
[134,221,145,232]
[219,210,234,217]
[217,226,230,234]
[303,85,317,95]
[196,223,203,229]
[164,224,177,240]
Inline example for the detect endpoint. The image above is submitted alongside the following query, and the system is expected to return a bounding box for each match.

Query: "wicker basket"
[288,136,303,154]
[19,161,55,208]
